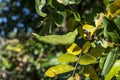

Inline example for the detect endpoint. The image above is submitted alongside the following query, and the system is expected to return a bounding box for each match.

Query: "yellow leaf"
[68,73,81,80]
[82,41,91,53]
[84,66,99,80]
[83,24,96,37]
[108,0,120,17]
[45,64,74,77]
[67,43,82,55]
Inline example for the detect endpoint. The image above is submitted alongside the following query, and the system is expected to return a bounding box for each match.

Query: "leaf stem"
[72,53,82,77]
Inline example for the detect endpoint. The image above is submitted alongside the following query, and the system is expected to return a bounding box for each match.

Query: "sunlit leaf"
[45,64,74,77]
[67,43,82,55]
[84,66,99,80]
[95,13,104,27]
[83,24,96,37]
[82,41,91,53]
[35,0,47,17]
[79,54,96,65]
[105,60,120,80]
[58,53,77,62]
[32,29,78,45]
[101,47,120,76]
[57,0,68,5]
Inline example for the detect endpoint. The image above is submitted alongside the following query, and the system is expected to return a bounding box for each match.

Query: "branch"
[72,53,82,77]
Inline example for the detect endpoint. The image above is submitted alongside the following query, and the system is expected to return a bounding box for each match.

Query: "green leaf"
[114,16,120,29]
[105,60,120,80]
[79,54,96,65]
[73,12,81,21]
[32,29,78,45]
[103,0,110,7]
[57,0,68,5]
[90,44,105,58]
[58,53,77,62]
[99,55,107,69]
[103,17,111,41]
[103,17,120,43]
[35,0,47,17]
[67,17,78,29]
[53,11,67,27]
[101,47,120,76]
[45,64,74,77]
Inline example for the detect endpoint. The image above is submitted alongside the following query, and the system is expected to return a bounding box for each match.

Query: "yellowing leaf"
[79,54,96,65]
[105,60,120,80]
[108,0,120,17]
[32,29,78,45]
[95,13,104,27]
[83,24,96,37]
[58,53,77,62]
[84,66,99,80]
[67,43,82,55]
[82,41,91,53]
[68,73,81,80]
[45,64,74,77]
[110,0,120,14]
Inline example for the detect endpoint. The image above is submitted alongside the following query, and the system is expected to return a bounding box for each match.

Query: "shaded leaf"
[45,64,74,77]
[90,44,105,58]
[32,29,78,45]
[58,53,77,62]
[79,54,96,65]
[110,0,120,17]
[53,11,67,27]
[82,41,91,53]
[84,66,99,80]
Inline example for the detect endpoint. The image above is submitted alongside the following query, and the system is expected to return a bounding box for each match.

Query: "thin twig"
[72,53,82,77]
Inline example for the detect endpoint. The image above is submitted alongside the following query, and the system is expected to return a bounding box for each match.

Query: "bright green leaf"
[105,60,120,80]
[32,29,78,45]
[35,0,47,17]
